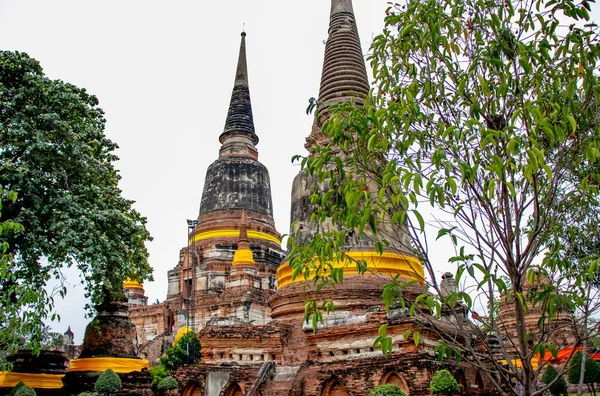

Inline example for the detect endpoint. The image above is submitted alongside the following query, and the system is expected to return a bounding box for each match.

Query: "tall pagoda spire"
[219,32,258,147]
[274,0,424,308]
[316,0,370,126]
[199,31,277,218]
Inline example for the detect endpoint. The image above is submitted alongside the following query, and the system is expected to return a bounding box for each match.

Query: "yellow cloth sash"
[68,357,149,373]
[190,229,280,245]
[173,326,192,346]
[0,372,64,389]
[277,251,424,288]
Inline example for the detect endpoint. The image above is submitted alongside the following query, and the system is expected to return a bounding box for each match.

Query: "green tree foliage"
[541,365,568,396]
[568,351,600,386]
[18,324,64,350]
[430,370,460,395]
[159,332,201,371]
[0,51,152,360]
[290,0,600,394]
[149,364,169,389]
[369,384,407,396]
[94,369,122,394]
[39,331,64,350]
[0,189,24,369]
[157,376,179,391]
[13,384,36,396]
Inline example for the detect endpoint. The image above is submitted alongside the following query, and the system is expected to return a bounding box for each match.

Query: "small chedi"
[61,296,152,395]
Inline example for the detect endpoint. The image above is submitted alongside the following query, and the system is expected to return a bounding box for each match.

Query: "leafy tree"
[290,0,600,394]
[0,51,152,361]
[159,331,201,371]
[149,364,169,389]
[369,384,407,396]
[568,351,600,395]
[541,365,568,396]
[19,324,64,350]
[94,369,122,395]
[157,376,179,391]
[430,370,460,395]
[12,384,36,396]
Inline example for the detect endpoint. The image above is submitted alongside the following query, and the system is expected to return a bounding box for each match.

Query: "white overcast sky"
[1,1,599,343]
[0,0,396,342]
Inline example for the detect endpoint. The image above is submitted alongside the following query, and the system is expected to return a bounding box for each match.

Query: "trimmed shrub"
[9,382,26,396]
[94,368,122,394]
[430,369,460,395]
[13,384,36,396]
[369,384,407,396]
[157,376,179,391]
[149,364,170,389]
[541,365,568,396]
[568,350,600,385]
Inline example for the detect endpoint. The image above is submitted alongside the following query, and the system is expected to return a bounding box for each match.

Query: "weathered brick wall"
[139,335,166,366]
[173,363,263,395]
[199,323,291,364]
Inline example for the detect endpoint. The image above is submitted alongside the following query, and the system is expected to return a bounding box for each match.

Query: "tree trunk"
[578,341,587,396]
[513,284,535,396]
[578,285,592,396]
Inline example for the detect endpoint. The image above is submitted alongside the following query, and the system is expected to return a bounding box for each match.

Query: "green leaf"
[413,210,425,232]
[413,331,421,346]
[368,133,378,151]
[565,115,577,133]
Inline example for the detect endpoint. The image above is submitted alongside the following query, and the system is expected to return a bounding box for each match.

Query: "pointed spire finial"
[313,0,369,128]
[234,32,248,87]
[219,31,258,146]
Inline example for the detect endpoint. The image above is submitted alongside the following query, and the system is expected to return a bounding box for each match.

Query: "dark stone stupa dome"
[199,157,273,217]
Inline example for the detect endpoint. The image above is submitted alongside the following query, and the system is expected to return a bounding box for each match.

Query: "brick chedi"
[264,1,458,394]
[496,274,577,363]
[128,31,285,366]
[273,0,425,323]
[165,30,284,328]
[62,296,152,395]
[123,279,148,307]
